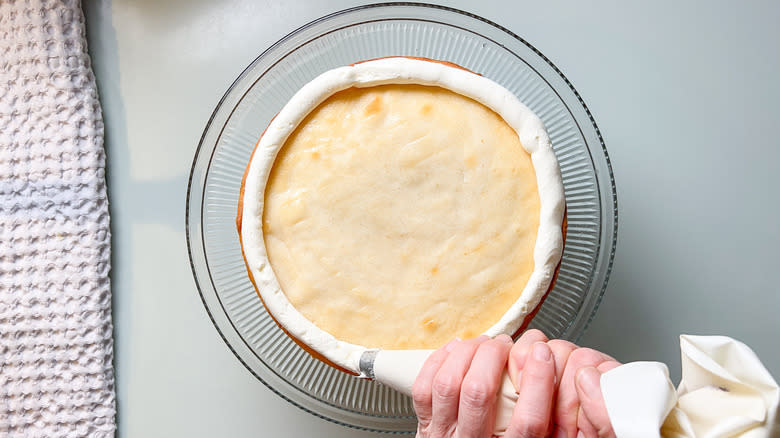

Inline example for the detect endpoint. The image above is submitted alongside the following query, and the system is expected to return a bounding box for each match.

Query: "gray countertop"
[83,1,780,436]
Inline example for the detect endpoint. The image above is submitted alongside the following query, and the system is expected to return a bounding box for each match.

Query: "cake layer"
[263,84,540,349]
[238,57,565,373]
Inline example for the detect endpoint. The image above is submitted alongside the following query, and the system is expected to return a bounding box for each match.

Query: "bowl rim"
[185,2,618,432]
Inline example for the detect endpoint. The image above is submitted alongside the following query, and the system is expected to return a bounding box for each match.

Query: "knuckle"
[522,414,548,437]
[460,378,495,408]
[558,394,579,414]
[432,372,461,400]
[411,380,432,407]
[508,413,548,438]
[578,347,601,357]
[524,354,554,379]
[510,341,527,362]
[568,347,602,367]
[598,424,615,438]
[415,423,431,438]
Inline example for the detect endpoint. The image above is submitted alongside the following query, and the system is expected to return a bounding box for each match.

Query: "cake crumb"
[364,96,383,115]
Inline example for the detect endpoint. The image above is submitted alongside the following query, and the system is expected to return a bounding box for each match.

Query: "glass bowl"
[186,3,617,433]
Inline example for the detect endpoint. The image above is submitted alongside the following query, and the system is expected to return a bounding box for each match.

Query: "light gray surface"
[83,1,780,436]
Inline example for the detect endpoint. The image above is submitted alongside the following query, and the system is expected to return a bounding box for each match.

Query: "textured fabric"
[601,336,779,438]
[0,0,115,436]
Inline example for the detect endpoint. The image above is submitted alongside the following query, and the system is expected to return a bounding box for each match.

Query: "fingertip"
[522,328,549,341]
[531,342,552,362]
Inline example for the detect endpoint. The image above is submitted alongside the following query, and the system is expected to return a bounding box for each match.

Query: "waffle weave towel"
[0,0,115,436]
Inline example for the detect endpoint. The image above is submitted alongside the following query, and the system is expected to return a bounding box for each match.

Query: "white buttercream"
[240,57,564,373]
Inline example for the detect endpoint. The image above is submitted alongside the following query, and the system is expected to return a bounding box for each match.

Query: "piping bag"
[361,337,780,437]
[359,349,519,436]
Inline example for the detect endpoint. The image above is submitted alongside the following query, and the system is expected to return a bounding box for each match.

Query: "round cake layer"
[263,84,541,349]
[238,57,565,373]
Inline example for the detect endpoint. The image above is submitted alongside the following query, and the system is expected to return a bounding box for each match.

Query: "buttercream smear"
[239,57,564,373]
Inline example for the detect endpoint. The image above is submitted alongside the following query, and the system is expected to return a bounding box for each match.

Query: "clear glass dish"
[186,3,617,433]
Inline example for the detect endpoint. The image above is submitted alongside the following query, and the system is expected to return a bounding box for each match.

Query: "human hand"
[412,334,558,438]
[507,330,620,438]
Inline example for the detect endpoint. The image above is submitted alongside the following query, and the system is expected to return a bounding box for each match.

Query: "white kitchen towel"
[601,335,779,438]
[0,0,115,436]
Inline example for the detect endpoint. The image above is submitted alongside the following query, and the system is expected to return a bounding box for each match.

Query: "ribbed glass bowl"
[186,3,617,433]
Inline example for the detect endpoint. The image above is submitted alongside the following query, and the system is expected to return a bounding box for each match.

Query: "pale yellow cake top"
[262,84,540,349]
